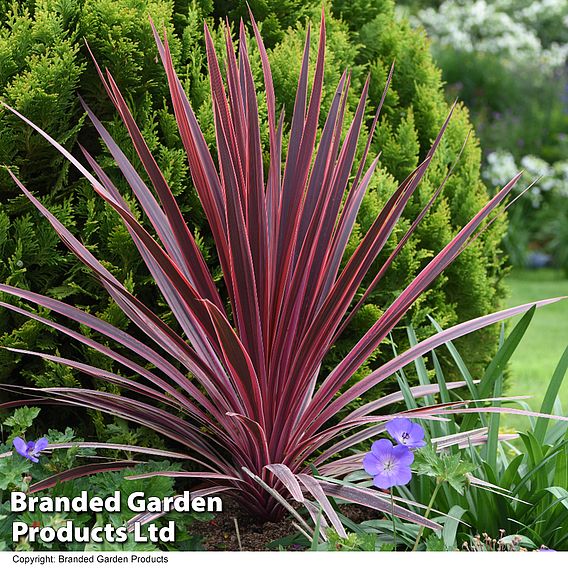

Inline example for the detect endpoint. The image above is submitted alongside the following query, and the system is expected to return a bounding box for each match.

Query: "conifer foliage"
[1,1,505,414]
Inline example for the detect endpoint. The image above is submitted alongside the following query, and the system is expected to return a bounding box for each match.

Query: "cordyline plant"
[0,11,565,536]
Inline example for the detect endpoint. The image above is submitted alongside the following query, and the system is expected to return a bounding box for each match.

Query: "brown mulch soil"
[191,498,379,551]
[338,504,376,524]
[192,498,296,551]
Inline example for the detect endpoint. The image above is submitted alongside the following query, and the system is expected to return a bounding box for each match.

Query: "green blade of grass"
[427,315,479,400]
[463,307,536,432]
[442,505,467,550]
[534,346,568,444]
[486,324,506,471]
[390,334,417,410]
[431,350,453,436]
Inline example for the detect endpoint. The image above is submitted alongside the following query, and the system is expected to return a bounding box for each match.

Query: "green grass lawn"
[504,269,568,429]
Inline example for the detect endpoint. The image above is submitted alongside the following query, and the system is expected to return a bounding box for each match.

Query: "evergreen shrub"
[0,0,507,425]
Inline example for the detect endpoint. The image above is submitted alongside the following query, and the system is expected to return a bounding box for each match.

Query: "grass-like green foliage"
[0,7,563,537]
[316,314,568,550]
[401,317,568,550]
[1,0,506,413]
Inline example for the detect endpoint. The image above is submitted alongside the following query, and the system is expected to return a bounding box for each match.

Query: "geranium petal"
[386,417,411,443]
[391,465,412,486]
[370,438,394,460]
[362,453,381,476]
[12,437,27,456]
[392,444,414,466]
[34,438,49,452]
[409,422,425,444]
[372,471,394,489]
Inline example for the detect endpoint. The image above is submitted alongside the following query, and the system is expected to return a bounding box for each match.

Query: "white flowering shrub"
[415,0,568,71]
[484,151,521,190]
[484,151,568,204]
[483,150,568,269]
[406,0,568,162]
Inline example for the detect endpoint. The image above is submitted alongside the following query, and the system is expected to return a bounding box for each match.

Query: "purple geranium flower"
[13,437,48,463]
[386,417,426,449]
[363,438,414,489]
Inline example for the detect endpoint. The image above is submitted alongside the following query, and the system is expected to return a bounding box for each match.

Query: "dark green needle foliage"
[0,0,506,432]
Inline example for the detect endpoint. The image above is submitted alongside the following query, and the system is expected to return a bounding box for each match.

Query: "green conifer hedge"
[0,0,507,429]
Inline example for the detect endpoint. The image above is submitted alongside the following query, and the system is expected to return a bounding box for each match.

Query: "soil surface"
[192,498,296,551]
[191,498,378,551]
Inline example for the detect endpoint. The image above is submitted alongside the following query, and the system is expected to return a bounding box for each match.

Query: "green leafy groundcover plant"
[0,11,564,535]
[0,407,207,552]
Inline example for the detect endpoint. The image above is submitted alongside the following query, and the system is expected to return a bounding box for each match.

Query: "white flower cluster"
[414,0,568,70]
[483,150,568,207]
